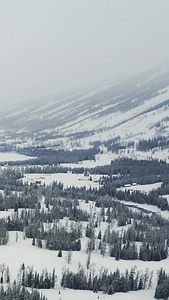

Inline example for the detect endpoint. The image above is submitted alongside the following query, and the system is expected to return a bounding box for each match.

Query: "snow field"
[0,152,36,162]
[22,172,105,190]
[117,182,162,194]
[41,286,155,300]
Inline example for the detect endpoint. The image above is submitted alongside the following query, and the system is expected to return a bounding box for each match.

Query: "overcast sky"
[0,0,169,111]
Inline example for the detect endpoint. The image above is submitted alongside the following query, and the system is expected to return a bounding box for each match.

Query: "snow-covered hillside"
[1,63,169,160]
[0,195,169,300]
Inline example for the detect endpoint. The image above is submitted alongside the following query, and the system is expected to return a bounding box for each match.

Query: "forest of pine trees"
[0,161,169,298]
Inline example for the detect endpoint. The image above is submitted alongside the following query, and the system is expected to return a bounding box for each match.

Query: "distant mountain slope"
[1,62,169,154]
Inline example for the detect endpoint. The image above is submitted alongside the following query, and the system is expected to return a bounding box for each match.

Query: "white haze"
[0,0,169,111]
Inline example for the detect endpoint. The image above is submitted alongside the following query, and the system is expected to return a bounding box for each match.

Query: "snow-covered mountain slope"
[1,62,169,152]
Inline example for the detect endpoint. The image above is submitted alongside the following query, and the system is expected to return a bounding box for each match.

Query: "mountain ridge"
[1,62,169,160]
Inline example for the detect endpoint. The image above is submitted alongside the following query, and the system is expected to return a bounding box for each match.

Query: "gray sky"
[0,0,169,111]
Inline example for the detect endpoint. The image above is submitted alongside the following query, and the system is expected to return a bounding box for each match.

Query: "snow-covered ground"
[0,187,168,299]
[118,182,162,194]
[60,146,169,169]
[117,199,169,220]
[0,193,169,299]
[60,153,118,168]
[0,150,168,300]
[0,152,36,162]
[22,172,105,189]
[0,227,167,300]
[41,286,155,300]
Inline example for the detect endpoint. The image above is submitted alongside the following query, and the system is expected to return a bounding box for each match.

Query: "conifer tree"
[58,249,62,257]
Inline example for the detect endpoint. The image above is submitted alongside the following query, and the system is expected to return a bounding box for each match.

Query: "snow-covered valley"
[0,157,169,299]
[1,64,169,299]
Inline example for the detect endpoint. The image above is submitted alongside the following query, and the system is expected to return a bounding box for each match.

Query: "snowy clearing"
[118,182,162,194]
[22,172,105,189]
[0,152,36,162]
[118,199,169,220]
[41,286,154,300]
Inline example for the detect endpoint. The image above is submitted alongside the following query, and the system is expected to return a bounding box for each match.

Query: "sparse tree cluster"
[19,264,56,289]
[0,284,47,300]
[137,136,169,152]
[61,266,153,294]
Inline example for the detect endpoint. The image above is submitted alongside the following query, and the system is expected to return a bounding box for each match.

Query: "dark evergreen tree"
[58,249,62,257]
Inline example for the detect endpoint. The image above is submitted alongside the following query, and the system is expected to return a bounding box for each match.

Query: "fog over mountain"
[1,62,169,165]
[0,0,169,111]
